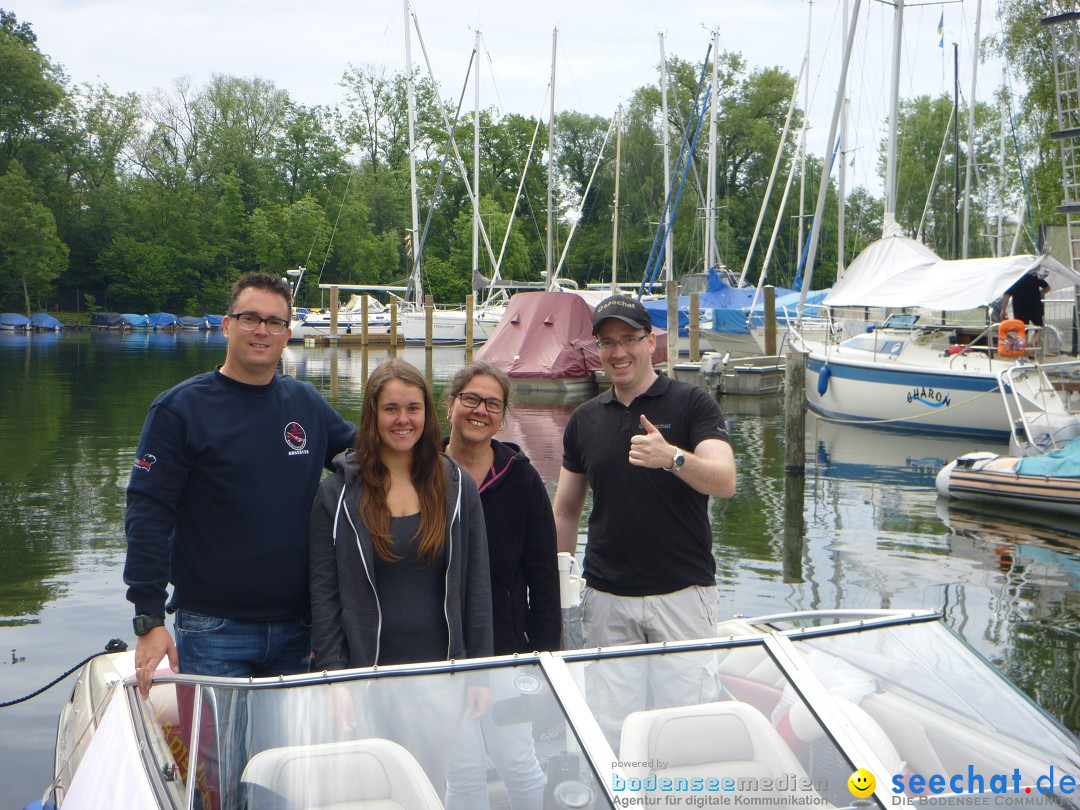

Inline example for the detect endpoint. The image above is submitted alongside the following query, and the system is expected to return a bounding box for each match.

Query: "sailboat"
[789,0,1080,441]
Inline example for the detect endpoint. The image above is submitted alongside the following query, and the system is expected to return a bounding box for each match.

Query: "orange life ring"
[997,318,1026,357]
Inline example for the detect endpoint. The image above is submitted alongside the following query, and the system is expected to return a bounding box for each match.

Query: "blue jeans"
[174,610,312,677]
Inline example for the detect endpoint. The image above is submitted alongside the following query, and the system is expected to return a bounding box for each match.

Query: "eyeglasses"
[229,312,290,335]
[595,334,649,352]
[452,391,506,414]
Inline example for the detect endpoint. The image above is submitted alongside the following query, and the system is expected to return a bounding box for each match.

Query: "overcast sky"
[13,0,1005,194]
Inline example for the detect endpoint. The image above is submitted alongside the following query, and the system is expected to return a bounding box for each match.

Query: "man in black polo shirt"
[553,295,735,742]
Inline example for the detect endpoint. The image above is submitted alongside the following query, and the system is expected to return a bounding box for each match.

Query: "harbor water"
[1,330,1079,804]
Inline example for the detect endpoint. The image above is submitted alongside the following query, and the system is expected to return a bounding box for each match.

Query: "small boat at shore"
[936,439,1080,518]
[27,608,1080,810]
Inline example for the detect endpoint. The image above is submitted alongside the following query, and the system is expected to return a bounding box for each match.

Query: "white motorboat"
[31,608,1080,810]
[289,296,398,341]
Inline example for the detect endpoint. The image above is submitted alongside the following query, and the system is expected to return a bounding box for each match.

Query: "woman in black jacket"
[442,361,560,810]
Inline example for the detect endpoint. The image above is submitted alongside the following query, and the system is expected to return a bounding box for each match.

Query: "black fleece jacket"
[446,438,561,654]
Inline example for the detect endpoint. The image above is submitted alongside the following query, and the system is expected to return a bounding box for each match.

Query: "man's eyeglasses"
[595,334,649,352]
[229,312,290,335]
[452,391,506,414]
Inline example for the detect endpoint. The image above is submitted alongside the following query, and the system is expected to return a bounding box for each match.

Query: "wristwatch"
[133,614,165,636]
[666,448,686,473]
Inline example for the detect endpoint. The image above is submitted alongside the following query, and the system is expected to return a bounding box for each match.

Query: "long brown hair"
[354,358,447,563]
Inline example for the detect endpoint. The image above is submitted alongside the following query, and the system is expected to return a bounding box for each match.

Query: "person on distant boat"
[552,294,736,744]
[124,272,356,698]
[1002,271,1050,327]
[441,361,559,810]
[308,358,493,794]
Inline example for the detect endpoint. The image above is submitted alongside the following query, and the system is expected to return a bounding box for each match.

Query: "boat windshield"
[123,612,1080,810]
[788,621,1080,793]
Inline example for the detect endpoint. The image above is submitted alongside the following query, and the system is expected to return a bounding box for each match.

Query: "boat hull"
[937,454,1080,517]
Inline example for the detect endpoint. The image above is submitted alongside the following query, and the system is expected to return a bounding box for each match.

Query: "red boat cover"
[476,291,667,378]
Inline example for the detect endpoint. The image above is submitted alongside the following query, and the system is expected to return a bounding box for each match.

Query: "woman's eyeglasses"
[452,391,506,414]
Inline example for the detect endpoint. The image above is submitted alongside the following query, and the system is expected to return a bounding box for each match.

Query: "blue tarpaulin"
[29,313,63,330]
[640,270,814,336]
[1017,437,1080,479]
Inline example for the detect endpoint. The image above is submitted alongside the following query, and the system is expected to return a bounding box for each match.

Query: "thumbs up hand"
[629,414,674,468]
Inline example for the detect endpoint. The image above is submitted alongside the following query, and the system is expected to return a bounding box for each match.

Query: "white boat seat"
[619,701,816,800]
[240,738,444,810]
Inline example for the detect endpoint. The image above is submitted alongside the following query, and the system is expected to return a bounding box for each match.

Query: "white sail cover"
[824,234,1080,310]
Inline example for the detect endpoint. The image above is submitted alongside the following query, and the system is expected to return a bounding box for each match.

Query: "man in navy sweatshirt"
[124,272,356,697]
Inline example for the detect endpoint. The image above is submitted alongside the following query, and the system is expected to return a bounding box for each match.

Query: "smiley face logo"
[848,769,876,798]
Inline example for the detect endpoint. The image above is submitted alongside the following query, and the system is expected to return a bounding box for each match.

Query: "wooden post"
[785,350,807,473]
[465,294,475,355]
[389,301,398,354]
[764,285,777,356]
[329,285,340,342]
[361,294,369,346]
[689,292,700,362]
[425,294,434,349]
[666,279,678,372]
[330,347,339,401]
[782,472,804,583]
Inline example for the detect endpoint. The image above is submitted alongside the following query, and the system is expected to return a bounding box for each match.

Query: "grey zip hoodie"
[309,449,493,671]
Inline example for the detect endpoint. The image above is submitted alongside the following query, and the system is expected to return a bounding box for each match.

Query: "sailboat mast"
[705,31,719,275]
[799,0,864,320]
[611,104,622,294]
[546,28,557,289]
[883,0,904,233]
[473,30,481,287]
[961,0,983,259]
[837,0,849,278]
[405,0,422,305]
[660,33,673,284]
[799,2,812,266]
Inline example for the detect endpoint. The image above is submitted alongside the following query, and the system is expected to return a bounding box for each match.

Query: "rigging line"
[314,166,359,291]
[411,49,476,296]
[640,43,713,294]
[999,53,1038,251]
[1,639,128,708]
[553,112,616,279]
[916,103,955,242]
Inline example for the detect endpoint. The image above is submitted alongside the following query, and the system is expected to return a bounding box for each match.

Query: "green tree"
[0,160,68,311]
[98,233,177,312]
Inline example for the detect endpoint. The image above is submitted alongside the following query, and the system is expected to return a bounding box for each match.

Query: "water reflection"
[1,332,1080,802]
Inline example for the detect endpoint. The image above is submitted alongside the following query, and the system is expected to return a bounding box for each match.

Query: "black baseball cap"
[591,295,652,335]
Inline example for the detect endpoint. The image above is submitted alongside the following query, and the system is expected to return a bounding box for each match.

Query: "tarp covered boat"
[204,314,224,329]
[89,312,125,329]
[29,313,63,331]
[1,313,31,330]
[147,313,181,329]
[178,316,209,330]
[121,314,150,328]
[937,438,1080,517]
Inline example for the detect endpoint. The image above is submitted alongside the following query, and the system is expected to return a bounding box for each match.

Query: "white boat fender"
[935,452,1000,498]
[557,552,584,608]
[817,365,831,396]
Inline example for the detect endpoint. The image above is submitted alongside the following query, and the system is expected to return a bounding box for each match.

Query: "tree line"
[0,6,1063,316]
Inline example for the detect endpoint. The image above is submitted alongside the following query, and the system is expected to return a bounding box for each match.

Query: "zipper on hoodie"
[335,482,383,665]
[444,473,462,660]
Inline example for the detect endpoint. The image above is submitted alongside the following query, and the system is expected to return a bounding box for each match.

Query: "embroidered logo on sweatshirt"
[284,422,309,454]
[132,453,157,472]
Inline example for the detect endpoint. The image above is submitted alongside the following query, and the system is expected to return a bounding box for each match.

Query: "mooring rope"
[0,639,128,708]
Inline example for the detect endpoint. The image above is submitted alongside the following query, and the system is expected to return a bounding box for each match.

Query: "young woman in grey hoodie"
[308,358,493,794]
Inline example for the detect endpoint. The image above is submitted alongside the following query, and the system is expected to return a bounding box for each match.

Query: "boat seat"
[619,701,821,804]
[240,738,444,810]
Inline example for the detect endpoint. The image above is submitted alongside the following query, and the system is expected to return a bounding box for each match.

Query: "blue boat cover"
[1016,437,1080,479]
[1,312,31,328]
[148,312,181,328]
[29,313,63,330]
[639,270,807,335]
[179,316,209,329]
[204,314,224,327]
[122,313,150,327]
